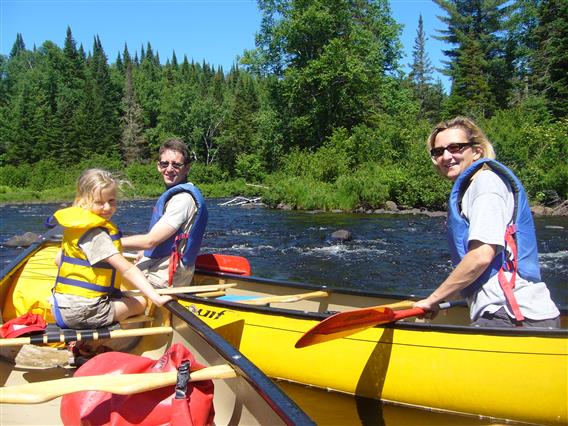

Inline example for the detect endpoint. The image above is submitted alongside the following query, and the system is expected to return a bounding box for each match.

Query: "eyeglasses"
[430,142,475,158]
[158,161,186,171]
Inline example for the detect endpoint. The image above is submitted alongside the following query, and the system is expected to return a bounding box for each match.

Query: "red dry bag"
[60,343,215,426]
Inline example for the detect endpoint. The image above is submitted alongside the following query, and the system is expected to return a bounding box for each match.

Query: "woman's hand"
[413,299,440,319]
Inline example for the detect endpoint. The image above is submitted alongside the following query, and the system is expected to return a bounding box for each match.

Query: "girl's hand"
[153,295,173,307]
[54,249,62,266]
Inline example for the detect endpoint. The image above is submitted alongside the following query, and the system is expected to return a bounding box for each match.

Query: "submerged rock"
[4,232,41,247]
[330,229,352,241]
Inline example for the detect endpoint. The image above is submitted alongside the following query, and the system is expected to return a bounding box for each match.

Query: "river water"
[2,199,566,305]
[1,200,567,425]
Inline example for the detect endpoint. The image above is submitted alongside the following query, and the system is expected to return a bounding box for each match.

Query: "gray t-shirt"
[462,170,559,321]
[54,228,118,308]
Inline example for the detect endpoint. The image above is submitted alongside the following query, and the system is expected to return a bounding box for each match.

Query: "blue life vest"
[447,159,541,298]
[144,183,208,268]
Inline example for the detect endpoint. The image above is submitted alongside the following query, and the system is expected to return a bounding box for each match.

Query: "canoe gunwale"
[180,285,568,339]
[166,301,315,426]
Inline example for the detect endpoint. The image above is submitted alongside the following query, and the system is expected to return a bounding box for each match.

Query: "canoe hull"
[179,272,568,425]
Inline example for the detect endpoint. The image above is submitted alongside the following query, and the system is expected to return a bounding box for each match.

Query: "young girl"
[51,169,172,329]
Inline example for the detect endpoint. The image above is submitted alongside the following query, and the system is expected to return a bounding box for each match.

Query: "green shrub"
[235,153,267,183]
[0,163,32,188]
[125,163,162,187]
[189,163,228,184]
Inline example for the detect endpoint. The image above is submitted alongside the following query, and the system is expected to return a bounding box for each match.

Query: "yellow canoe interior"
[0,242,311,425]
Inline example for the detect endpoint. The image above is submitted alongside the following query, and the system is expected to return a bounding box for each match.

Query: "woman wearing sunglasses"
[413,116,559,328]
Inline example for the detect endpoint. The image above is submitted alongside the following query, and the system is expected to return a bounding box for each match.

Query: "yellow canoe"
[177,267,568,425]
[0,239,313,425]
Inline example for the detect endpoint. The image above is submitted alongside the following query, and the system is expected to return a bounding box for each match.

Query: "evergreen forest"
[1,0,566,211]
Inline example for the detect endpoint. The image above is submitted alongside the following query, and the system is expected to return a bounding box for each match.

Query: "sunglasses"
[158,161,186,171]
[430,142,475,158]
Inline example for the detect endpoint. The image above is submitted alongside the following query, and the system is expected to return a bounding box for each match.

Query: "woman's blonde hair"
[427,116,496,159]
[74,169,128,209]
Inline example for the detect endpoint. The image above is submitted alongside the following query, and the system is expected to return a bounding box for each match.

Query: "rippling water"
[1,199,567,306]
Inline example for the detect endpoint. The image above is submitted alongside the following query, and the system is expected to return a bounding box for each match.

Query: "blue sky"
[0,0,450,91]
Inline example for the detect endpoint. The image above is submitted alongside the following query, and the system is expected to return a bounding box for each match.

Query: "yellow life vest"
[53,206,122,298]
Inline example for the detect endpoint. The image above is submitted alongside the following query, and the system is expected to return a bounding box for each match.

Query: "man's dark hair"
[158,138,191,164]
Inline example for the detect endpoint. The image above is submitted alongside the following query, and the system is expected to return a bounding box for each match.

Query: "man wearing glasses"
[121,138,208,288]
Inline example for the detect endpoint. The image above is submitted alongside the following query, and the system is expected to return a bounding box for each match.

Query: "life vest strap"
[61,255,114,269]
[497,224,525,323]
[168,233,190,287]
[51,292,69,328]
[56,276,116,294]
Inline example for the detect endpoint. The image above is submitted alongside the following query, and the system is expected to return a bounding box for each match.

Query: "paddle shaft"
[0,326,173,347]
[122,283,236,296]
[0,364,237,404]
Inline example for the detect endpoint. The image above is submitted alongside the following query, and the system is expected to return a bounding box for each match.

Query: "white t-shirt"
[157,192,197,234]
[136,191,198,288]
[462,170,560,321]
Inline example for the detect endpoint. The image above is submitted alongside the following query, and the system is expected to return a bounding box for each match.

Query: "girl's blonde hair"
[427,116,496,159]
[74,169,128,209]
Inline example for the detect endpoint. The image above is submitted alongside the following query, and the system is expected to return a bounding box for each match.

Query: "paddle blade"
[295,306,426,348]
[196,254,251,276]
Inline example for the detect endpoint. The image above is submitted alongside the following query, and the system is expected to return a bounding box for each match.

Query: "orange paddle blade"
[295,306,426,348]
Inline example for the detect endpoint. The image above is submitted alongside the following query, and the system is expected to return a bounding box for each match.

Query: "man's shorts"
[136,256,195,289]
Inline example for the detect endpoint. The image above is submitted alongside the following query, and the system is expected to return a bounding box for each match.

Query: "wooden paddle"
[121,283,237,296]
[0,364,237,404]
[0,326,173,347]
[295,301,462,348]
[240,291,329,305]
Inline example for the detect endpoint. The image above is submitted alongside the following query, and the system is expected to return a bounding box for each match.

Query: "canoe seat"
[119,315,155,325]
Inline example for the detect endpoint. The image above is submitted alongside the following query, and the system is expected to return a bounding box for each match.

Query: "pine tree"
[121,63,148,164]
[506,0,540,103]
[10,33,26,57]
[123,44,132,68]
[218,73,259,174]
[408,15,436,119]
[434,0,512,117]
[533,0,568,117]
[83,35,121,158]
